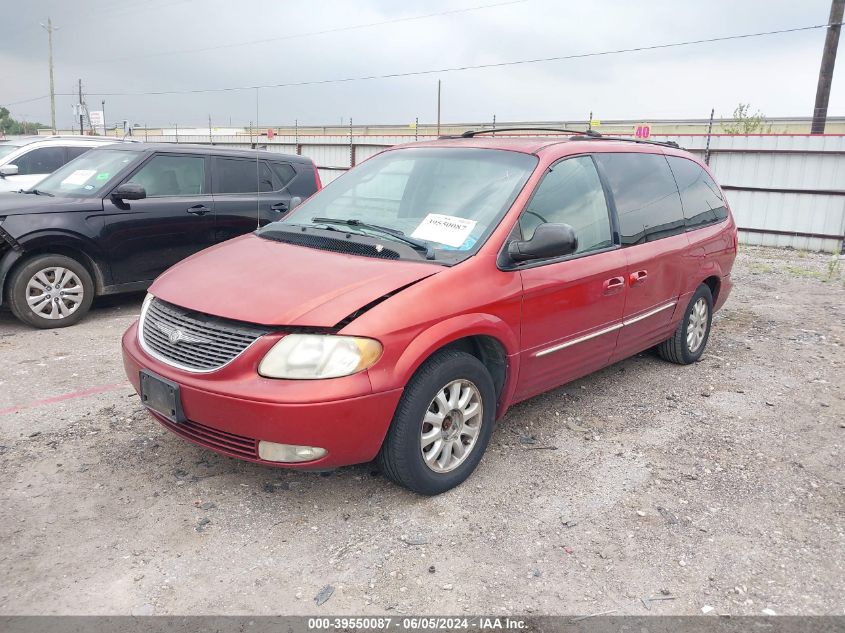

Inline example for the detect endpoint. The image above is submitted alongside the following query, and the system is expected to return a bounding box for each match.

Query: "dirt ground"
[0,245,842,616]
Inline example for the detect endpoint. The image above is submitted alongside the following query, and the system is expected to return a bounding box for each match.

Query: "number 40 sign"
[635,123,651,138]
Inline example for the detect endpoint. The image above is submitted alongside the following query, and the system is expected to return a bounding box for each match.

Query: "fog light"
[258,441,327,463]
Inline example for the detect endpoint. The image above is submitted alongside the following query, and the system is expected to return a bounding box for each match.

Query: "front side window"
[13,146,65,175]
[215,158,274,194]
[32,148,138,197]
[268,147,537,263]
[128,155,206,197]
[518,155,612,255]
[593,152,684,245]
[666,156,728,230]
[65,146,93,161]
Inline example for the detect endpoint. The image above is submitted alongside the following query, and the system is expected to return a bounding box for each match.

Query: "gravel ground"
[1,245,843,616]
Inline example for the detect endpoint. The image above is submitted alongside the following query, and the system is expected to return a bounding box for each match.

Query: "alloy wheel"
[686,297,708,353]
[420,379,483,473]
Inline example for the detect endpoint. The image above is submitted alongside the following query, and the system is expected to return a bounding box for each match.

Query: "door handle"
[602,276,625,295]
[629,270,648,286]
[271,202,288,212]
[186,205,211,216]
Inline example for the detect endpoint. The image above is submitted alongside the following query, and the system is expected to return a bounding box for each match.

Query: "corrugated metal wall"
[140,133,845,252]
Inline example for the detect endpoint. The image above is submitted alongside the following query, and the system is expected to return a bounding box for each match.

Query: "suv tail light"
[312,161,322,191]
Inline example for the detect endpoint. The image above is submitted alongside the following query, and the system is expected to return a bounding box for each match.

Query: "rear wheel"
[377,349,496,495]
[7,254,94,329]
[656,284,713,365]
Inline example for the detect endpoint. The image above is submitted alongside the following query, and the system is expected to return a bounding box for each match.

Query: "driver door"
[514,155,627,401]
[101,152,216,285]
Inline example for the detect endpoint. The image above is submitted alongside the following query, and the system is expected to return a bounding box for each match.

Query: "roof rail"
[569,134,681,149]
[453,127,602,139]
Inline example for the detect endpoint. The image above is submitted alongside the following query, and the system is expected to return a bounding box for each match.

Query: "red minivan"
[122,130,736,495]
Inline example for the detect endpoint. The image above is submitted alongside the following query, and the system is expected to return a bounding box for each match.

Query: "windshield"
[0,142,24,161]
[33,148,138,197]
[264,147,537,262]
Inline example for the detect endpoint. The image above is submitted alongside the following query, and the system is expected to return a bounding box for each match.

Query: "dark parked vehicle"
[0,143,321,328]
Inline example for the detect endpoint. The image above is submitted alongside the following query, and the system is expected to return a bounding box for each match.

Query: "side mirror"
[0,165,19,178]
[288,196,303,211]
[508,223,578,262]
[111,183,146,201]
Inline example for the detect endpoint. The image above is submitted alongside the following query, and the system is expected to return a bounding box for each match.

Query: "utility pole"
[77,79,84,135]
[40,18,58,134]
[101,100,106,135]
[436,80,442,136]
[811,0,844,134]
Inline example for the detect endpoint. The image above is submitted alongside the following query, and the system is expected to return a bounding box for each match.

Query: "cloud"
[1,0,841,127]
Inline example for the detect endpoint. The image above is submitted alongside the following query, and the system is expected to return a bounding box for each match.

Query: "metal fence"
[78,132,845,253]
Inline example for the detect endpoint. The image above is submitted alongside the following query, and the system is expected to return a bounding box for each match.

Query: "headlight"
[258,334,382,379]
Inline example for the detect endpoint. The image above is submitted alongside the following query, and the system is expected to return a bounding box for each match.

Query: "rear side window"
[128,154,206,196]
[666,156,728,230]
[270,162,296,188]
[518,156,612,255]
[13,146,65,175]
[594,152,684,245]
[215,158,274,194]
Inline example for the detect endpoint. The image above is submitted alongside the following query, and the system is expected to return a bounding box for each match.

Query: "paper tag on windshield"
[411,214,477,248]
[61,169,97,186]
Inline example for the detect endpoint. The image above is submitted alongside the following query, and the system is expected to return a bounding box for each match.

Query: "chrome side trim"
[534,322,623,357]
[622,300,677,326]
[533,300,678,358]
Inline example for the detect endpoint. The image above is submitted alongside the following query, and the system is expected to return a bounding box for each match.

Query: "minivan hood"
[150,233,442,327]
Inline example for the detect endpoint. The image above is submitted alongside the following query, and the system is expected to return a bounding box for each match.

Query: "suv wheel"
[7,254,94,329]
[656,284,713,365]
[377,349,496,495]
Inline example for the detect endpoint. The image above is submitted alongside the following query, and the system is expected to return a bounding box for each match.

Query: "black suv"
[0,143,321,328]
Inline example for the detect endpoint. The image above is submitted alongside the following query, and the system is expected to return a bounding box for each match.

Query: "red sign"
[267,128,275,140]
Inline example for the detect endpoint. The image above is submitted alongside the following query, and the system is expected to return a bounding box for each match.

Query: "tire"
[377,349,496,495]
[7,254,94,329]
[656,284,713,365]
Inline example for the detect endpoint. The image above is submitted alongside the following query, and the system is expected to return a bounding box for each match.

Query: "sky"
[0,0,842,129]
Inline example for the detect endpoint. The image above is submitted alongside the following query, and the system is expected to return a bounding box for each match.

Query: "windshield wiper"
[311,217,435,260]
[22,189,54,197]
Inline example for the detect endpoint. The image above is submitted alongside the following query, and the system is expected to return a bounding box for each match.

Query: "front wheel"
[377,349,496,495]
[656,284,713,364]
[7,254,94,329]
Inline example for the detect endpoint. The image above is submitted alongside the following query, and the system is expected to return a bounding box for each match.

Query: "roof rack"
[568,134,681,149]
[453,127,602,139]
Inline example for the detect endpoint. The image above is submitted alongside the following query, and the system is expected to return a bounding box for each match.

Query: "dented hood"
[149,233,441,327]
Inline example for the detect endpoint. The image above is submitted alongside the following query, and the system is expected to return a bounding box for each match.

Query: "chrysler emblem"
[154,321,210,345]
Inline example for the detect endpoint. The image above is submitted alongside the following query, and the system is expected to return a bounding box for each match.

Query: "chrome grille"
[140,298,271,372]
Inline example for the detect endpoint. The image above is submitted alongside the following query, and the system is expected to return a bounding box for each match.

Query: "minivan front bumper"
[121,322,403,469]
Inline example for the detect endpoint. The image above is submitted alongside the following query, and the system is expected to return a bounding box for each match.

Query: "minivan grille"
[141,298,271,372]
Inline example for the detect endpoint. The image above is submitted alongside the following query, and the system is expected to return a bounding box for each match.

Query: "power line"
[56,22,838,98]
[4,95,51,106]
[87,0,528,64]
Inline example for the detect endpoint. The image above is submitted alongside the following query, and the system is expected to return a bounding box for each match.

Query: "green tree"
[0,107,46,135]
[722,103,772,134]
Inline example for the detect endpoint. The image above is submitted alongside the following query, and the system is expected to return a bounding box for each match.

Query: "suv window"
[128,155,205,197]
[215,158,274,194]
[13,146,65,175]
[593,152,684,245]
[666,156,728,230]
[66,146,93,162]
[518,156,612,255]
[270,162,296,188]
